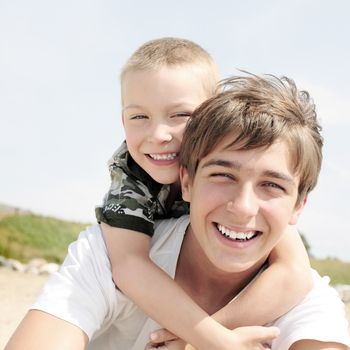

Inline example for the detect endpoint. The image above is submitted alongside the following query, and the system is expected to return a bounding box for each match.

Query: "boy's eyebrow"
[123,102,197,112]
[170,102,197,110]
[201,159,295,184]
[122,104,142,111]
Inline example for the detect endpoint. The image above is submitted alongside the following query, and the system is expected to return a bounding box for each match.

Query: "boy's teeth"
[149,153,177,160]
[217,224,256,241]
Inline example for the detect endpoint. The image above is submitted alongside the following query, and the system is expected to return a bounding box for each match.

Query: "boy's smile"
[122,66,209,185]
[181,134,305,275]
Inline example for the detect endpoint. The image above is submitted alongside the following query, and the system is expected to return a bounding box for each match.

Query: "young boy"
[96,38,312,347]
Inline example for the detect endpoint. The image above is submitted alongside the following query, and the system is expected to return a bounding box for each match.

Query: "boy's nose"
[148,124,172,143]
[226,186,259,218]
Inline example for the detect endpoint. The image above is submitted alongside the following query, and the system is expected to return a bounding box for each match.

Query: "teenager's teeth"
[149,153,177,160]
[217,224,256,241]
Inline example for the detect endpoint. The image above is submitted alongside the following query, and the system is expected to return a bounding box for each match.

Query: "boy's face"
[181,134,305,274]
[122,66,210,184]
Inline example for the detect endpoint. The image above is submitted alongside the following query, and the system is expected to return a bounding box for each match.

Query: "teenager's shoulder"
[32,224,117,339]
[66,224,109,266]
[271,269,350,349]
[77,224,104,244]
[153,216,189,243]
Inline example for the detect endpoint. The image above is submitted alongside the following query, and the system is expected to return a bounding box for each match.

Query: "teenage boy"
[6,74,350,350]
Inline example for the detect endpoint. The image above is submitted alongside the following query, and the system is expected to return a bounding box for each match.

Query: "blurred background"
[1,0,349,261]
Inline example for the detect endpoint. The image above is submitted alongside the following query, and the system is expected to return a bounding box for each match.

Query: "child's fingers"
[144,341,166,349]
[254,326,280,342]
[150,328,178,344]
[233,325,279,350]
[145,339,186,350]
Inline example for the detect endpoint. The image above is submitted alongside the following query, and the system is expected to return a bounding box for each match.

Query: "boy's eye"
[130,114,148,120]
[171,112,192,118]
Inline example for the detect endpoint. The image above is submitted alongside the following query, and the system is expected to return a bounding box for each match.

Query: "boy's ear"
[289,196,308,225]
[180,166,192,202]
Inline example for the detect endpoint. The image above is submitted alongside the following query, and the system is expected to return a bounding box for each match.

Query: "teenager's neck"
[176,225,267,315]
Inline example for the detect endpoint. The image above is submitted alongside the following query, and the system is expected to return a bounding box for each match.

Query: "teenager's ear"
[180,166,191,202]
[289,196,308,225]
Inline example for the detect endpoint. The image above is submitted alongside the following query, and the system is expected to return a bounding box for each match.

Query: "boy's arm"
[5,310,88,350]
[290,340,347,350]
[102,223,235,350]
[146,338,347,350]
[147,326,280,350]
[212,225,312,328]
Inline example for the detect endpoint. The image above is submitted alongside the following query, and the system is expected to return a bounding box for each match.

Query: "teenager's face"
[122,66,209,184]
[181,135,305,274]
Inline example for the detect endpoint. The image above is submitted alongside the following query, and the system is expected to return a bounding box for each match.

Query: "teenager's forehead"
[200,133,296,175]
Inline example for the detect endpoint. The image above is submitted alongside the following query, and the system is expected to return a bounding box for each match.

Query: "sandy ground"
[1,267,349,348]
[0,267,49,349]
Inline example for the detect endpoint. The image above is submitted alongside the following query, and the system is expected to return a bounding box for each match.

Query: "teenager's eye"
[210,173,235,181]
[263,182,285,192]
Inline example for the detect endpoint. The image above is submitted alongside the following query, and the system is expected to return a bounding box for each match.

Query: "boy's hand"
[223,326,279,349]
[149,329,178,344]
[146,329,182,350]
[145,338,186,350]
[148,326,279,350]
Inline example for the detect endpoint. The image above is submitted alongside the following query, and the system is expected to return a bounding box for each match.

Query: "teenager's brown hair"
[180,73,323,204]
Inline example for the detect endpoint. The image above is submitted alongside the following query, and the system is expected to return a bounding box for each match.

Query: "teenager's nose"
[226,186,259,218]
[148,124,172,143]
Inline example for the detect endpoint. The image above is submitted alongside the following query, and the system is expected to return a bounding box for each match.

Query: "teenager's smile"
[215,223,262,245]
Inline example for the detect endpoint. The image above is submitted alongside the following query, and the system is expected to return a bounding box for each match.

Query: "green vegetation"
[300,232,350,285]
[311,258,350,285]
[0,212,349,285]
[0,214,87,263]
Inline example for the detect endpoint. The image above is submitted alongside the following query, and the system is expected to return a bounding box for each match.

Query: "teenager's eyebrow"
[262,170,295,184]
[201,159,241,170]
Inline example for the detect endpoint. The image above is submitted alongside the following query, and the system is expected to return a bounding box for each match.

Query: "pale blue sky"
[1,0,349,261]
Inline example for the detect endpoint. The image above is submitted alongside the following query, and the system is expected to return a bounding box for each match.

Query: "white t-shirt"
[32,216,350,350]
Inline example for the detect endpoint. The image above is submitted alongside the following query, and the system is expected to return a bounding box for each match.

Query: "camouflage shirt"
[95,142,189,237]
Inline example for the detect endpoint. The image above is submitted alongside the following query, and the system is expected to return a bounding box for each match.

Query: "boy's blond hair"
[180,73,323,205]
[121,37,219,97]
